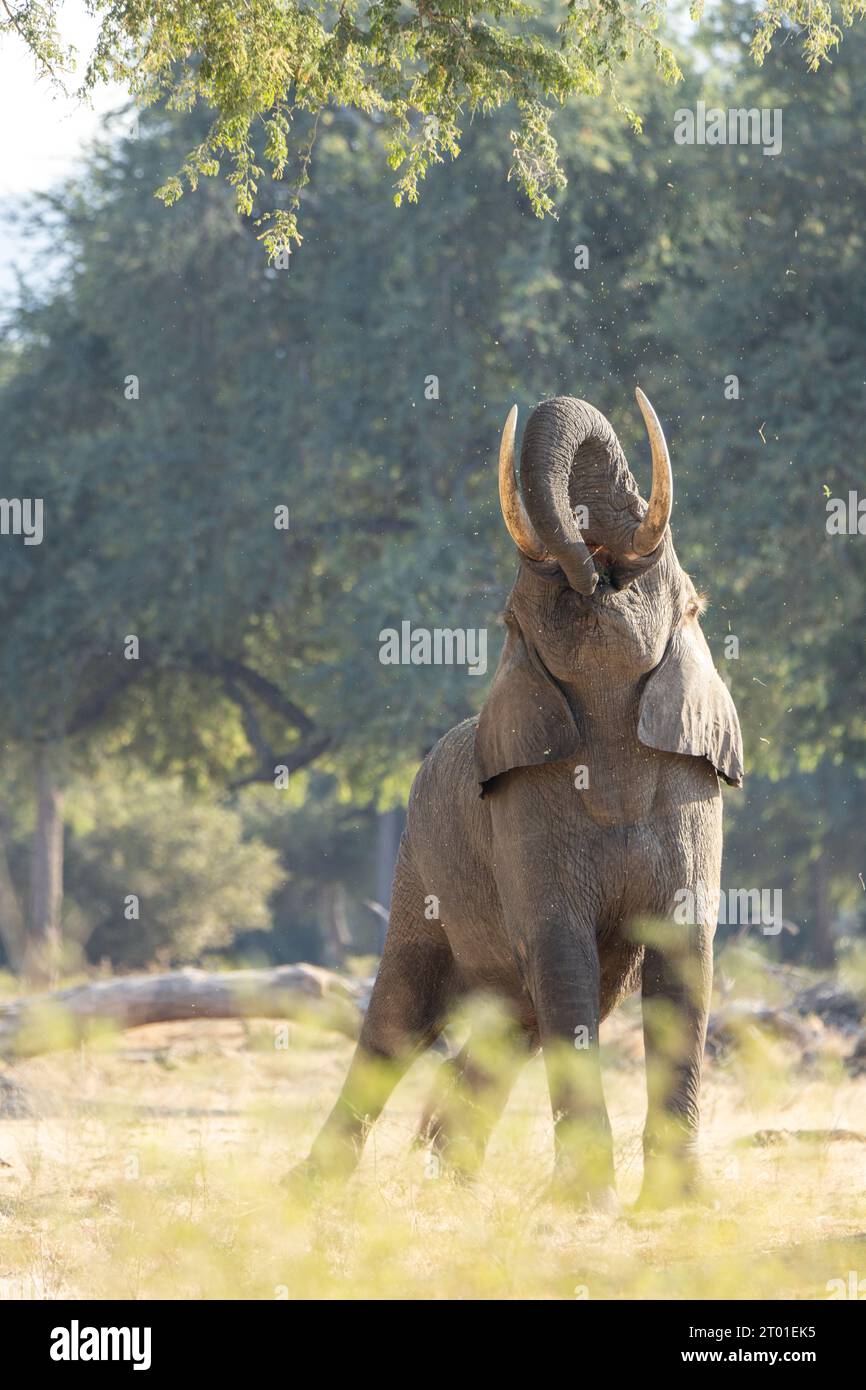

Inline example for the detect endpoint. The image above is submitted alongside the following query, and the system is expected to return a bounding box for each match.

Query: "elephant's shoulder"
[412,718,479,790]
[407,718,485,828]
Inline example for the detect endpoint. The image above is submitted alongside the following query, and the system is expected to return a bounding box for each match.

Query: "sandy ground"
[1,990,865,1300]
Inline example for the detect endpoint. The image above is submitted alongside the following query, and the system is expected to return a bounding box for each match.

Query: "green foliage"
[3,0,863,255]
[62,770,284,967]
[236,773,384,963]
[752,0,866,69]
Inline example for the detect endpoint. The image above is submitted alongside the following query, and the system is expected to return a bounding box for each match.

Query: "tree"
[0,74,693,971]
[63,770,284,968]
[3,12,866,974]
[3,0,864,257]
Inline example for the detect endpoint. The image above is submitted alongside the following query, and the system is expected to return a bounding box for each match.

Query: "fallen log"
[744,1128,866,1147]
[706,1002,819,1055]
[0,965,368,1060]
[848,1032,866,1076]
[794,980,865,1032]
[0,1071,33,1117]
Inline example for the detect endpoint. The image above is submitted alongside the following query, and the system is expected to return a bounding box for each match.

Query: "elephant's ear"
[638,620,744,787]
[474,617,581,794]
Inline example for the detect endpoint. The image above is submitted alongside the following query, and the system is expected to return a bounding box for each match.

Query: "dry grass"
[1,987,865,1301]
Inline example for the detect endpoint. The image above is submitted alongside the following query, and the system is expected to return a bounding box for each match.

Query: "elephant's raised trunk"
[507,391,672,592]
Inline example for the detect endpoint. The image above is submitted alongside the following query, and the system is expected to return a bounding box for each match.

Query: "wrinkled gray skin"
[300,395,743,1209]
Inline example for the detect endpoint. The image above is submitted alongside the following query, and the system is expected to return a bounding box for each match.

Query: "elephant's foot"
[281,1151,363,1198]
[423,1131,487,1186]
[544,1176,620,1214]
[545,1154,620,1213]
[282,1126,363,1195]
[636,1152,707,1210]
[545,1123,618,1212]
[280,1158,325,1197]
[424,1152,478,1188]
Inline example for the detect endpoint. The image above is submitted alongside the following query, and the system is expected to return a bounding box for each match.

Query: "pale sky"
[0,2,125,295]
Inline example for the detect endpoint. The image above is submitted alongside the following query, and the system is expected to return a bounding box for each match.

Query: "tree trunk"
[0,823,26,973]
[316,882,352,967]
[0,964,367,1059]
[812,855,836,970]
[26,744,65,984]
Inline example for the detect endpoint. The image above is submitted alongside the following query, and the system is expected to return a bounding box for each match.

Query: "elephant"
[298,389,743,1209]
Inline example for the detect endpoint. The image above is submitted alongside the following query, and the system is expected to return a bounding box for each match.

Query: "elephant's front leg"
[639,918,714,1208]
[524,917,617,1210]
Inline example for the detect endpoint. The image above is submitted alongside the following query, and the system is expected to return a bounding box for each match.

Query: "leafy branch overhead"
[5,0,866,257]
